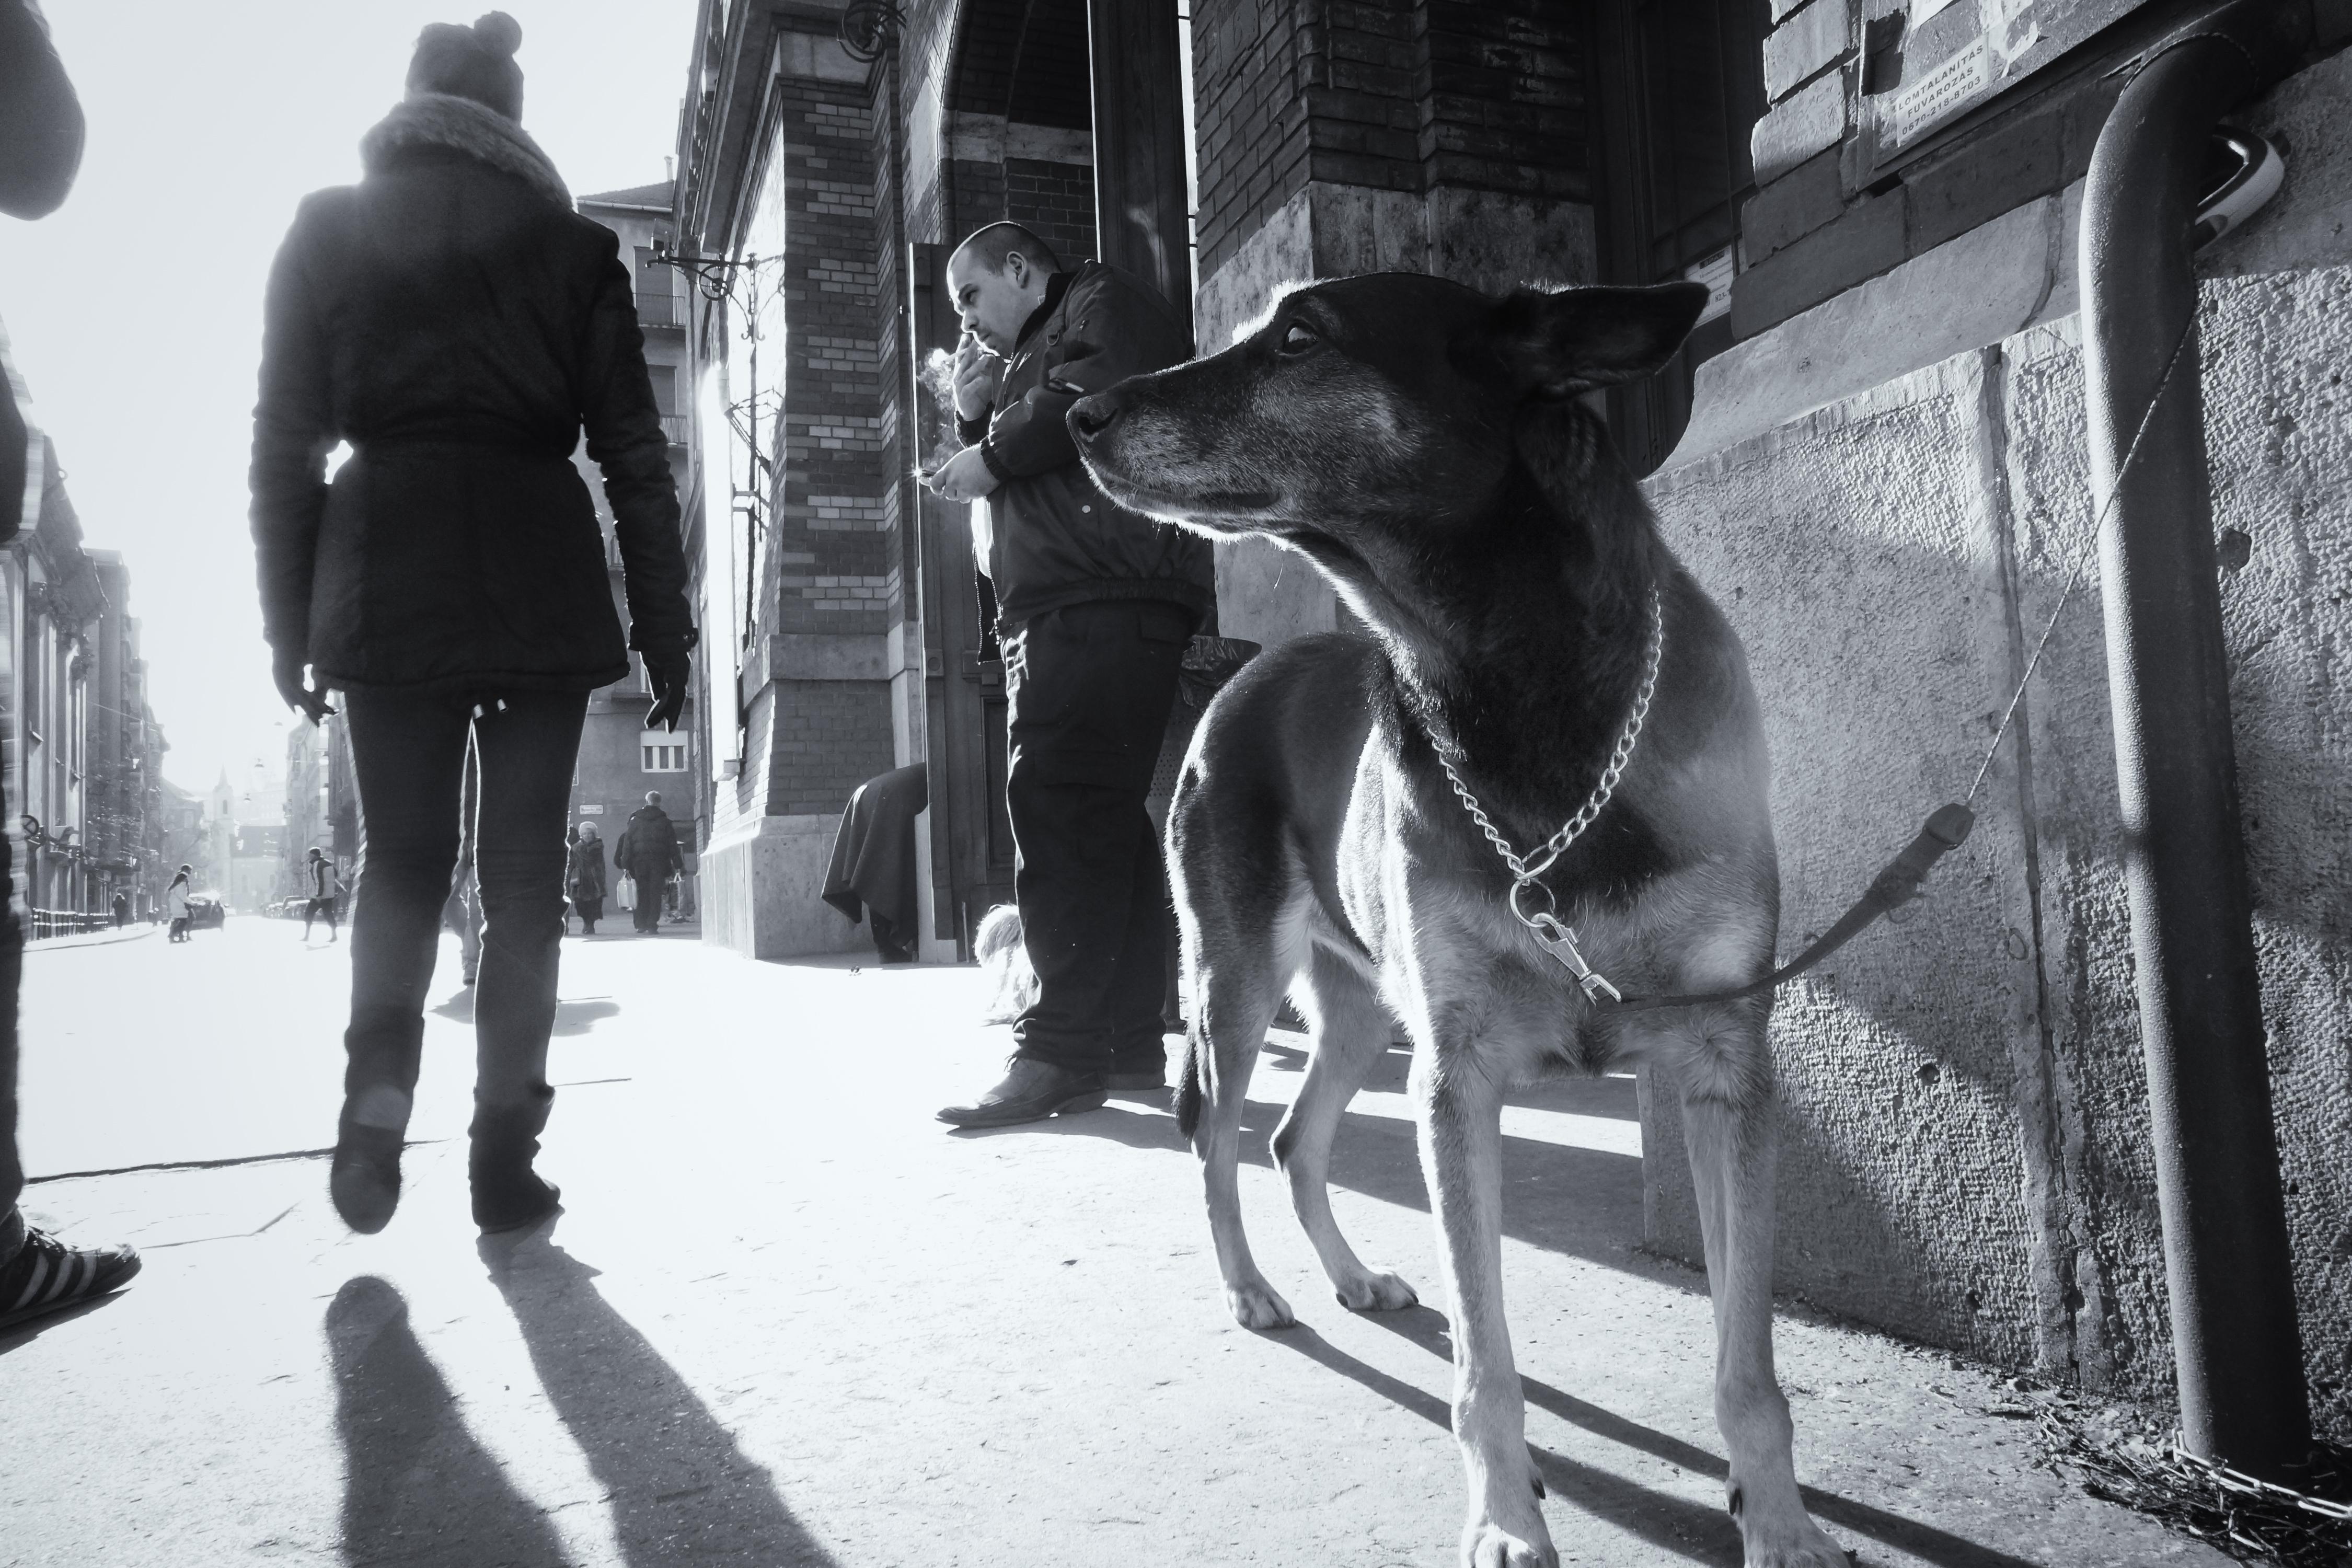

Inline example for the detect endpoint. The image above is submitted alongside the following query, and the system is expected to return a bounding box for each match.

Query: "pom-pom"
[472,11,522,56]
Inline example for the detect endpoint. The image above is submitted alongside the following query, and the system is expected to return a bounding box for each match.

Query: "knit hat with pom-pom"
[405,13,525,121]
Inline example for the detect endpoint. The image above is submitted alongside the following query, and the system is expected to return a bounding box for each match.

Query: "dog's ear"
[1450,281,1710,400]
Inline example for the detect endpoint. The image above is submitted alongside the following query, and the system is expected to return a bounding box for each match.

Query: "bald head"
[948,223,1062,355]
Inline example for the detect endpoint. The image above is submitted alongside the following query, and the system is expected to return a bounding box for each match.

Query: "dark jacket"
[249,94,695,695]
[0,0,82,545]
[567,832,607,901]
[616,805,681,879]
[962,261,1213,629]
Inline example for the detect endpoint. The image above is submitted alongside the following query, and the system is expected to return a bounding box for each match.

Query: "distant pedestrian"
[303,848,343,942]
[566,820,606,935]
[248,14,695,1237]
[110,891,126,929]
[923,222,1209,1127]
[0,0,140,1329]
[166,864,192,942]
[615,793,681,936]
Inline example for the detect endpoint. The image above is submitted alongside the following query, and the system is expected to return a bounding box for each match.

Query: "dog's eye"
[1278,321,1318,356]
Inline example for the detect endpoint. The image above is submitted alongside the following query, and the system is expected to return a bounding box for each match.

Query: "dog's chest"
[1331,746,1652,1068]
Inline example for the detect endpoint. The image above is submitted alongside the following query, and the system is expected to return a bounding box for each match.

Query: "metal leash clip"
[1509,879,1623,1004]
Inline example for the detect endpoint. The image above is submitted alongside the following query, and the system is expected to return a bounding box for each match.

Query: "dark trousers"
[342,687,586,1173]
[0,777,22,1265]
[1005,600,1188,1072]
[631,877,662,932]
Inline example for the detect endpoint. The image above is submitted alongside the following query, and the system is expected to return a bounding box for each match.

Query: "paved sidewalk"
[1,921,2220,1566]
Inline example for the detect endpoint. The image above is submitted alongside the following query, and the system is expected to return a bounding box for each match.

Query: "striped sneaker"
[0,1228,141,1332]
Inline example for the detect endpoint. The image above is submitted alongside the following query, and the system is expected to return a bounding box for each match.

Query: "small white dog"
[973,904,1037,1024]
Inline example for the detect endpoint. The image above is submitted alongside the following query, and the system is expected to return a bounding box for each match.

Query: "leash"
[1446,312,2197,1014]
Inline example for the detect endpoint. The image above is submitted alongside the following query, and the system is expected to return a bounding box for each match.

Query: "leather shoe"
[937,1058,1106,1127]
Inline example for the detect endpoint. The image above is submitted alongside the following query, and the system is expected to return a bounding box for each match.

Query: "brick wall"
[1191,0,1590,283]
[768,681,899,815]
[1726,0,2161,345]
[1002,157,1096,264]
[747,69,900,818]
[1192,0,1311,281]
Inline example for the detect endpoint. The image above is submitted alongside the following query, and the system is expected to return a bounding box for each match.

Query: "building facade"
[573,183,705,900]
[4,441,176,923]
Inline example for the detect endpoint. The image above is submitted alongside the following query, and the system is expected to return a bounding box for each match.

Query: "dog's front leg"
[1682,1078,1847,1568]
[1415,1048,1554,1568]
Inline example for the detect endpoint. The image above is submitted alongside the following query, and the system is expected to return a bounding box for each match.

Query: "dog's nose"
[1068,391,1121,441]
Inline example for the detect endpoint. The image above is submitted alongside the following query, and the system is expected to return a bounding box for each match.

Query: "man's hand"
[272,650,334,724]
[645,646,692,733]
[952,332,995,421]
[923,444,999,505]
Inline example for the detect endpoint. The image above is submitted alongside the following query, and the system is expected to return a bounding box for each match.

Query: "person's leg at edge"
[940,603,1184,1127]
[0,777,140,1325]
[336,688,472,1233]
[467,690,587,1232]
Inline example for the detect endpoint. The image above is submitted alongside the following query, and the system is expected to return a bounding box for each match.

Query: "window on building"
[641,735,688,773]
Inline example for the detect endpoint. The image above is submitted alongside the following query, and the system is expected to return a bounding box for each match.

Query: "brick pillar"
[702,25,900,961]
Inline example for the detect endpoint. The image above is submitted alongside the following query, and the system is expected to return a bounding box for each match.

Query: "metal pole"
[2079,1,2308,1481]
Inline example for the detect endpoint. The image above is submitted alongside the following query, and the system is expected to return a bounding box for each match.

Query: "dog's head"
[1071,274,1705,567]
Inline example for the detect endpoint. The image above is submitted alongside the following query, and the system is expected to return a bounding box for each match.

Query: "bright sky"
[0,1,700,792]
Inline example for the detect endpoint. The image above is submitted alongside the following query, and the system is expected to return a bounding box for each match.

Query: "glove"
[644,644,691,733]
[273,649,335,723]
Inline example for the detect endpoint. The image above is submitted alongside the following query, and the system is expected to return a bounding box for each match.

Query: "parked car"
[185,896,226,931]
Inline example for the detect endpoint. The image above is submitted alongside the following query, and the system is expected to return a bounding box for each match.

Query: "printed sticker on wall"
[1892,35,1991,145]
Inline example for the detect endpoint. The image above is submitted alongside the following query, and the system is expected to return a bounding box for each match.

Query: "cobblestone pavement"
[1,918,2222,1566]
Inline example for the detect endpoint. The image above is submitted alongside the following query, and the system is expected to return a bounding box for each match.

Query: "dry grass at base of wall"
[2032,1384,2352,1566]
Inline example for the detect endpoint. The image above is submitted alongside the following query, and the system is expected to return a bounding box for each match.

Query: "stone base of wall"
[700,813,868,961]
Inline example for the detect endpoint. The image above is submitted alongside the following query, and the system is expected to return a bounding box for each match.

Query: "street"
[3,921,2220,1567]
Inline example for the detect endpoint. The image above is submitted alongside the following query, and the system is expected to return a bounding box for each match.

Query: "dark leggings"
[341,687,586,1174]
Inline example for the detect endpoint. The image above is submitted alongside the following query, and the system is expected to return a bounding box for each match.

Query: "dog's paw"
[1226,1278,1296,1330]
[1333,1268,1419,1313]
[1460,1520,1557,1568]
[1737,1506,1849,1567]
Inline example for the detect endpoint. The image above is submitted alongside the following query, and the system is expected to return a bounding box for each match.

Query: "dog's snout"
[1069,391,1122,442]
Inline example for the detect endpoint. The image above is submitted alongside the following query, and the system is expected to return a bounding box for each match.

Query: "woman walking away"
[567,820,606,935]
[166,864,192,943]
[248,14,695,1237]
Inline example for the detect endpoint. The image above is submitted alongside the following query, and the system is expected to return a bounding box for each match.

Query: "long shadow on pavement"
[481,1227,839,1567]
[989,1093,1648,1275]
[1364,1306,2043,1568]
[327,1275,571,1567]
[1269,1321,1744,1566]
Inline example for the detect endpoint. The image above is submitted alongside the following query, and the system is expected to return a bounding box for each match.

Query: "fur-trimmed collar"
[359,93,571,210]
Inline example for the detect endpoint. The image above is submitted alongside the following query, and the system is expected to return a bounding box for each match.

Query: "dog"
[1069,275,1846,1568]
[973,902,1038,1024]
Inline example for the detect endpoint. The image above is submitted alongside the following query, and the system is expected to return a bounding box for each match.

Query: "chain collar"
[1434,585,1664,913]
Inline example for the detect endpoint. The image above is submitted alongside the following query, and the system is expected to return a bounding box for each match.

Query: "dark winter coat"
[616,804,681,880]
[567,831,607,901]
[249,94,695,695]
[961,262,1213,630]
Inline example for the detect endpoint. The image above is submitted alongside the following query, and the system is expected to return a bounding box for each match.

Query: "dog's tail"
[1174,1021,1206,1142]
